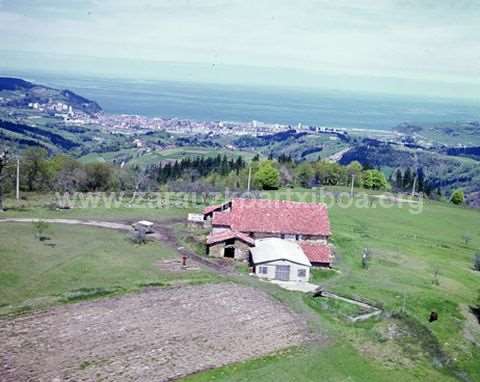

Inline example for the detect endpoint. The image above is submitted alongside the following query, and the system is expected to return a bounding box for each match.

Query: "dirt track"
[0,283,308,382]
[0,218,133,231]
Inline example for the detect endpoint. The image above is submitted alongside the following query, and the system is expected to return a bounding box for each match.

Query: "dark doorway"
[224,246,235,258]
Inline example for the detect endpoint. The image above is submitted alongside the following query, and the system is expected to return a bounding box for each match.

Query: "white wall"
[212,227,230,234]
[255,260,310,282]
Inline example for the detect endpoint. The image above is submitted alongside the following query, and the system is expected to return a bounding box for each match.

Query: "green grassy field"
[79,146,258,167]
[0,192,194,220]
[1,190,479,381]
[183,343,455,382]
[0,222,218,315]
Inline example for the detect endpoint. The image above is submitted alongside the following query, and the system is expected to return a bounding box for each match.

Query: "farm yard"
[0,283,307,382]
[0,190,479,381]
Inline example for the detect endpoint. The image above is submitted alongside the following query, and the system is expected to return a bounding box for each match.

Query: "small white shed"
[250,238,311,282]
[133,220,155,233]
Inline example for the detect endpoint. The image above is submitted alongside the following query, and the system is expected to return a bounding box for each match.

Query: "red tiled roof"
[299,242,333,264]
[207,230,255,246]
[203,204,222,215]
[212,211,232,226]
[211,198,331,236]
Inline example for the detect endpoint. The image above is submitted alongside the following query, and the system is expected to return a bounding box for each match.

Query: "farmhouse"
[204,198,334,277]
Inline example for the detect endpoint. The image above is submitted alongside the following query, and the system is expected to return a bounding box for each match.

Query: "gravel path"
[0,218,133,231]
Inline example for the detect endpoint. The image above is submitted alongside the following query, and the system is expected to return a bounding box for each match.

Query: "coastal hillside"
[0,77,101,115]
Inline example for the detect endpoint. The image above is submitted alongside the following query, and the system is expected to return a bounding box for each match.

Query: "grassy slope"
[183,344,453,382]
[1,191,479,380]
[316,193,479,380]
[0,222,218,315]
[1,192,193,220]
[183,192,480,382]
[411,122,480,147]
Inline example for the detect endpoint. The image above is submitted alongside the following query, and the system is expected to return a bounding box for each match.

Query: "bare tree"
[0,150,11,211]
[33,220,50,241]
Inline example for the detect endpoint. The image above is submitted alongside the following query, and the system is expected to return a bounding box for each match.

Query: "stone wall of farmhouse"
[208,243,225,258]
[233,241,251,261]
[208,240,251,261]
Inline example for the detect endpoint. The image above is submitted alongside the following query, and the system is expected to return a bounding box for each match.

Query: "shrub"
[450,189,464,205]
[130,228,147,245]
[33,220,49,241]
[254,160,280,190]
[361,170,389,190]
[62,287,120,302]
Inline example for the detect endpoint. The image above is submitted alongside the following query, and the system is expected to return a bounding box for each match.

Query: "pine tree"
[417,167,425,193]
[395,169,403,190]
[403,167,412,190]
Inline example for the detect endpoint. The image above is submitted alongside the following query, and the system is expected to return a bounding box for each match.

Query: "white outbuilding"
[132,220,155,233]
[250,238,311,282]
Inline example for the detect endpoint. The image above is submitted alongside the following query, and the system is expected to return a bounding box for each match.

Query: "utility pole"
[16,158,20,201]
[247,167,252,192]
[411,174,417,197]
[350,174,355,198]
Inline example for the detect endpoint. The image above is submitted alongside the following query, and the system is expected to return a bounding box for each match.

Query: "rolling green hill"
[340,143,480,198]
[1,191,479,380]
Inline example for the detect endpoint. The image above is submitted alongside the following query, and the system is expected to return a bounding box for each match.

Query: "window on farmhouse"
[259,266,268,274]
[298,269,306,278]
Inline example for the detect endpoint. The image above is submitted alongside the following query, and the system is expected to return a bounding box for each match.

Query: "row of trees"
[0,148,131,196]
[0,147,392,196]
[279,160,388,190]
[247,159,389,191]
[392,167,425,192]
[391,167,452,199]
[149,154,246,184]
[4,147,465,207]
[0,148,249,199]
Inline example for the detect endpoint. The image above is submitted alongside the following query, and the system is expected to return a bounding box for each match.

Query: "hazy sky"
[1,0,479,98]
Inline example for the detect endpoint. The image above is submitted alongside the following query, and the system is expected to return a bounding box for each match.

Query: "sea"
[7,71,480,131]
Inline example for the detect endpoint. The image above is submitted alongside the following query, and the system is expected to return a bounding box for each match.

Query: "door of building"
[224,246,235,258]
[275,265,290,281]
